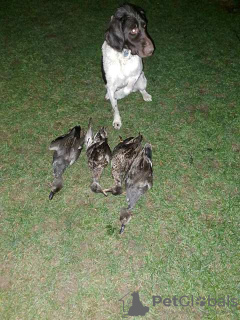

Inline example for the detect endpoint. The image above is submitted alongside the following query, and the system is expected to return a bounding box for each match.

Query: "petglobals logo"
[119,291,239,318]
[119,291,149,318]
[152,295,239,308]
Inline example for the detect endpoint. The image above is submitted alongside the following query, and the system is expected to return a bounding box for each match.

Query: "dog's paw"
[142,92,152,102]
[113,119,122,130]
[105,93,109,100]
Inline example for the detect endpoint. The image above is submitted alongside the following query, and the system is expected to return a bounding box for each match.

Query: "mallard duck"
[120,143,153,234]
[103,134,143,195]
[85,118,112,196]
[49,125,84,200]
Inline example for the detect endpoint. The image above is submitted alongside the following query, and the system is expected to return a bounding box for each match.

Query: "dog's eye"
[130,28,139,35]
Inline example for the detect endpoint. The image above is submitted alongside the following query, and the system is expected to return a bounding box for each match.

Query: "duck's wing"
[85,118,93,149]
[49,126,81,151]
[125,144,153,209]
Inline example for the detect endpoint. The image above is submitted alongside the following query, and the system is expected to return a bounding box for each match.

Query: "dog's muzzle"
[142,38,154,57]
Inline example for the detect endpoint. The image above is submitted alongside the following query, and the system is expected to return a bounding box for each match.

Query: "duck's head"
[94,127,108,142]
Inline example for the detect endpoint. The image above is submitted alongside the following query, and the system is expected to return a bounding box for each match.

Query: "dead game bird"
[49,125,85,200]
[120,143,153,234]
[103,134,143,196]
[85,118,112,196]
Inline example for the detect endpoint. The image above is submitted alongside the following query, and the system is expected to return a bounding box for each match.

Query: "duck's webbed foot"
[91,181,108,197]
[103,184,122,196]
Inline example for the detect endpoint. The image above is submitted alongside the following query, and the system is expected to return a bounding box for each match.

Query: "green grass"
[0,0,240,319]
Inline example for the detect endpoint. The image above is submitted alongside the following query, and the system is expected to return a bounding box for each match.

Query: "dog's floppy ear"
[105,17,124,52]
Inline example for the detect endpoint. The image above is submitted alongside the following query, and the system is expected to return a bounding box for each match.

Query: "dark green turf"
[0,0,239,319]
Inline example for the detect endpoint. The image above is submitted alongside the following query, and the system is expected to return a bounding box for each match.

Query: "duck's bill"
[49,191,55,200]
[119,224,125,234]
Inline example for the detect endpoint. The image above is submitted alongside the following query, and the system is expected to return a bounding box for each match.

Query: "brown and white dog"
[102,3,154,129]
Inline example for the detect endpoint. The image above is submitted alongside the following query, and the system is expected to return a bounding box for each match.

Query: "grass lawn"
[0,0,239,319]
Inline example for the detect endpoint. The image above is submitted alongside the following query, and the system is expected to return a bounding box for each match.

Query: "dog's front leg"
[115,77,138,100]
[107,88,122,130]
[133,72,152,102]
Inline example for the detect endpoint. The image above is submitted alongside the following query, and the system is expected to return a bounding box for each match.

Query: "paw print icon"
[196,296,206,306]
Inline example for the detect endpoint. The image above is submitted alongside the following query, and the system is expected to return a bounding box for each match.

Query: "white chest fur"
[102,41,143,85]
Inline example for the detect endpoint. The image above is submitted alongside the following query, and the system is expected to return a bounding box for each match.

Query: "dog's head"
[105,4,154,58]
